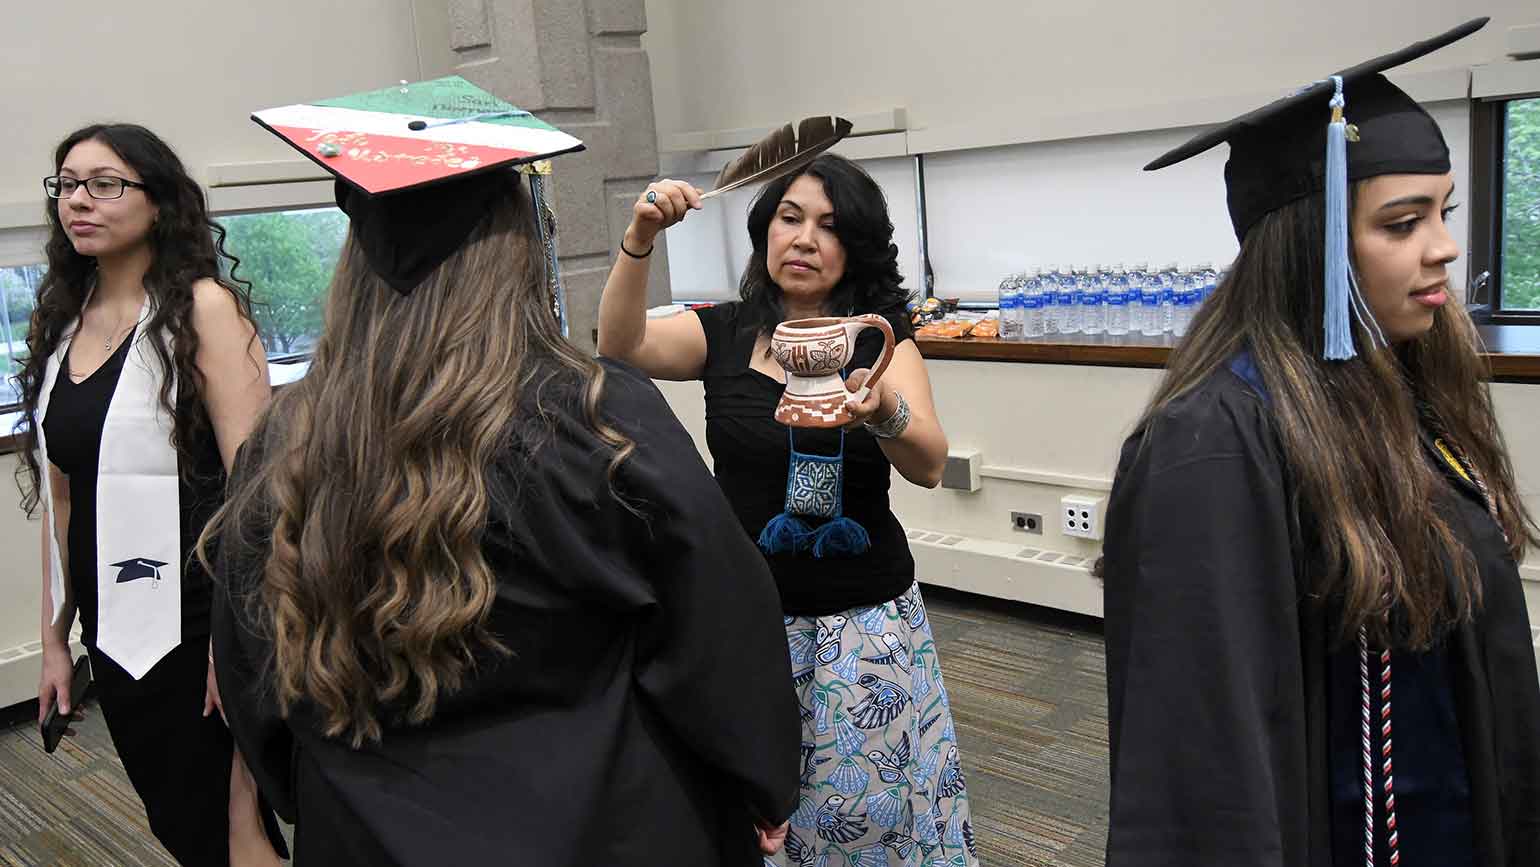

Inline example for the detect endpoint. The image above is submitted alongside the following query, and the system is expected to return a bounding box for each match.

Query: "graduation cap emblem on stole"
[111,557,168,585]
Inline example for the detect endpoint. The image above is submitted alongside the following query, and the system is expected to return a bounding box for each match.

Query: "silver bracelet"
[864,392,912,439]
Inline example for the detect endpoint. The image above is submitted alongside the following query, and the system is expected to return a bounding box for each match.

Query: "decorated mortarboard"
[252,76,584,329]
[1145,17,1488,361]
[111,557,167,585]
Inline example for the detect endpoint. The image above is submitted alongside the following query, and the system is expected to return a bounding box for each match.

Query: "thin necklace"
[67,318,137,380]
[101,315,136,352]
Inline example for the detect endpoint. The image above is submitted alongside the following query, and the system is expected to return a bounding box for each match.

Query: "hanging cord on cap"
[1324,76,1356,360]
[1323,75,1389,360]
[526,169,568,338]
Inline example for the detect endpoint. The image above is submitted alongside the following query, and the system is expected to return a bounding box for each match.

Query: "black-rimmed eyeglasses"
[44,176,148,200]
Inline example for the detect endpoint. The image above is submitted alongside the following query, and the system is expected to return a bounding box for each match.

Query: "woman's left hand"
[203,640,225,723]
[842,368,890,430]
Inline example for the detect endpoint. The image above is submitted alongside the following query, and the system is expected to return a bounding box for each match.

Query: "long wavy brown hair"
[17,124,258,512]
[202,174,632,745]
[1132,187,1537,649]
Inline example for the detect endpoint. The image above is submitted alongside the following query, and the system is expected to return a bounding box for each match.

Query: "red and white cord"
[1359,627,1400,867]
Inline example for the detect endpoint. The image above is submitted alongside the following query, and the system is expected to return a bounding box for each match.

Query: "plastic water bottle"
[1126,263,1147,335]
[1010,271,1030,340]
[1080,266,1106,336]
[1060,266,1083,335]
[1040,264,1061,336]
[1054,266,1076,335]
[1106,264,1131,336]
[998,274,1023,342]
[1159,262,1182,335]
[1196,261,1219,308]
[1022,268,1045,339]
[1172,268,1199,338]
[1145,263,1164,337]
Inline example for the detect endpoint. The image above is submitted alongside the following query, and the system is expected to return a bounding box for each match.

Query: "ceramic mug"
[771,314,897,428]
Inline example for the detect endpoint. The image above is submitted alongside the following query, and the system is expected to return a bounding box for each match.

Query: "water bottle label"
[1022,295,1042,310]
[1081,294,1104,306]
[1106,292,1127,306]
[1157,289,1173,304]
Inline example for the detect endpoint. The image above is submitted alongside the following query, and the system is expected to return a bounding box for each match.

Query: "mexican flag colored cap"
[252,75,585,195]
[251,77,584,296]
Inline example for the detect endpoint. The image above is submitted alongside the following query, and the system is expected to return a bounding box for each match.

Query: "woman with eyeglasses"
[20,124,285,865]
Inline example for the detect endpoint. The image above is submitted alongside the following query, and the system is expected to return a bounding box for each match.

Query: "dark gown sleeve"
[602,359,803,826]
[1101,381,1314,866]
[210,440,298,824]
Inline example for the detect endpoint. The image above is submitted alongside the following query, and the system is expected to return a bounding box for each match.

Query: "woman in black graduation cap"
[1100,18,1540,867]
[204,79,801,866]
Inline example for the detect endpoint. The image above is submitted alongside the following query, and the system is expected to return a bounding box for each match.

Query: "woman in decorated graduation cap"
[202,78,801,865]
[1100,17,1540,867]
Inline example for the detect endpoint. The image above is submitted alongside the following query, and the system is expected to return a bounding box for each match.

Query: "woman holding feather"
[599,131,980,867]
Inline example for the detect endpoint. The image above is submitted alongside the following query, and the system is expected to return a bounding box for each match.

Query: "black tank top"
[693,302,916,615]
[42,329,225,647]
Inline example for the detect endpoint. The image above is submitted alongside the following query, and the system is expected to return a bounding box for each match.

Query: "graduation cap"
[111,557,167,584]
[1145,17,1488,360]
[252,76,585,329]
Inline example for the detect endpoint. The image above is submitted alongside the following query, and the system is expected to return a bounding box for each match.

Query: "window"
[220,206,348,356]
[1471,95,1540,321]
[1500,98,1539,312]
[0,264,42,407]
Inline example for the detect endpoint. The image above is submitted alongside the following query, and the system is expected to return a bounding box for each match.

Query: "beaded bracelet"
[864,392,912,439]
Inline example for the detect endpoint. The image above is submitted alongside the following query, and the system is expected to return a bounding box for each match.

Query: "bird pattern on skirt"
[768,582,979,867]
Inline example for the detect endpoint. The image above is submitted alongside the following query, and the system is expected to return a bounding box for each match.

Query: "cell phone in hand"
[41,655,91,754]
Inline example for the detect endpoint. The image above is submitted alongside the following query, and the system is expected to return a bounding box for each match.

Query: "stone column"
[445,0,670,352]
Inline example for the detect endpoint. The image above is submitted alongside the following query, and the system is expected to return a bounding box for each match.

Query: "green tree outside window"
[1503,98,1540,311]
[221,208,347,354]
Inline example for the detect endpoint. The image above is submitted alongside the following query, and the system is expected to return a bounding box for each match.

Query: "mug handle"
[845,314,897,403]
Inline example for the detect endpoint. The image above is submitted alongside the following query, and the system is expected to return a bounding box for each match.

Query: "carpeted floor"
[0,586,1110,866]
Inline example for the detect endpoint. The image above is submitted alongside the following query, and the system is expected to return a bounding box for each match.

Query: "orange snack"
[969,319,999,339]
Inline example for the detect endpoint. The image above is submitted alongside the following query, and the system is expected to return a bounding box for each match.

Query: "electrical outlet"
[1061,495,1106,540]
[1010,511,1042,534]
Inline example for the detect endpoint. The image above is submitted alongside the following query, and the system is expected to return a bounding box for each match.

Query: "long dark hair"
[16,123,257,512]
[202,175,634,746]
[736,154,911,335]
[1135,187,1537,649]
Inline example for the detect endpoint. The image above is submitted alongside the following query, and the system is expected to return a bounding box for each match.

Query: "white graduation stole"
[36,296,182,680]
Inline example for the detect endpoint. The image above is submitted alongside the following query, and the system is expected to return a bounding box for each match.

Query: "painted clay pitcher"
[772,315,896,428]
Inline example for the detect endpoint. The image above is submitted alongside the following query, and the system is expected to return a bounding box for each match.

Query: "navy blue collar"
[1227,350,1271,404]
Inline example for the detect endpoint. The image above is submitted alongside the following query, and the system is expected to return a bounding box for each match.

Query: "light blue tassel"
[1323,75,1355,361]
[811,516,871,558]
[758,512,812,554]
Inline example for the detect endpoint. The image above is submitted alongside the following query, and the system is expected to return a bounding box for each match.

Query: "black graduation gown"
[211,359,802,866]
[1100,360,1540,866]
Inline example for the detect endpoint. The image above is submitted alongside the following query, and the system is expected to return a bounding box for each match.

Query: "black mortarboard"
[111,557,167,584]
[1145,18,1488,360]
[252,76,585,304]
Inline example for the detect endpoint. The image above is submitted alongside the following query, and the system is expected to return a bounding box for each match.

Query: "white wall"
[662,151,920,301]
[643,0,1526,152]
[0,1,446,218]
[921,101,1472,301]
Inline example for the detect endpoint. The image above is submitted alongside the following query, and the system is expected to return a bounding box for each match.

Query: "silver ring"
[645,190,657,204]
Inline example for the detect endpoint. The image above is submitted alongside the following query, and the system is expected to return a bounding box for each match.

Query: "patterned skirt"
[767,581,980,867]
